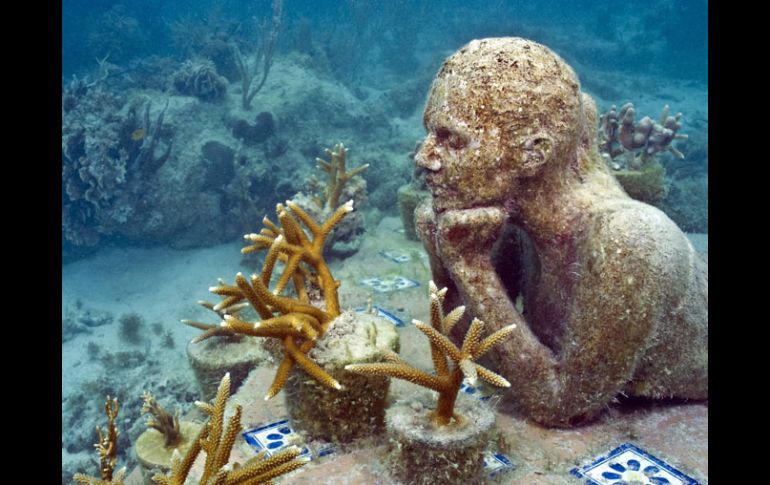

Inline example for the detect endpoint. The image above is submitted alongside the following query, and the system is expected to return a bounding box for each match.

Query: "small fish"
[131,128,146,141]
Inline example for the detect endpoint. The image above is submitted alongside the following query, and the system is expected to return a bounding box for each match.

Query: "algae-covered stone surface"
[64,216,707,484]
[121,218,706,485]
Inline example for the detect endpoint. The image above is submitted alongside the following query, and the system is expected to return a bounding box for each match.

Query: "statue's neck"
[509,157,625,247]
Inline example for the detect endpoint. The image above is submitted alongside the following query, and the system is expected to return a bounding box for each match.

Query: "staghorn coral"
[311,143,369,212]
[152,373,309,485]
[182,294,250,343]
[141,391,182,448]
[346,281,515,426]
[283,309,399,443]
[598,103,686,205]
[599,102,688,170]
[73,396,128,485]
[188,200,354,400]
[290,143,369,256]
[183,294,271,401]
[136,393,204,481]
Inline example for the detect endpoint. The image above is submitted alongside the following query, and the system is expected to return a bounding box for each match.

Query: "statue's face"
[414,38,583,214]
[415,75,517,214]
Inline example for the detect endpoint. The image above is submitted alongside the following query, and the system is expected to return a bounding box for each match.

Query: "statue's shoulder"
[586,200,695,283]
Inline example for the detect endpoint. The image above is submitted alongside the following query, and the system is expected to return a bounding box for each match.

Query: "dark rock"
[79,308,114,327]
[201,141,235,189]
[254,111,276,139]
[201,38,240,83]
[232,112,276,145]
[232,119,255,142]
[62,317,91,343]
[264,138,289,159]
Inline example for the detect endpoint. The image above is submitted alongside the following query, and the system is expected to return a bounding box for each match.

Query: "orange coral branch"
[346,281,516,426]
[188,200,353,399]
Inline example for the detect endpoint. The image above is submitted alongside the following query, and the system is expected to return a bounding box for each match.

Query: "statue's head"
[415,37,587,212]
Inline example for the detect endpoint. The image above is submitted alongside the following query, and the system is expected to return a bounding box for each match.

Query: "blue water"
[63,0,707,81]
[61,1,707,482]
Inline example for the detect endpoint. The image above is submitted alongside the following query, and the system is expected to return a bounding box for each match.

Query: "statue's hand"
[435,205,530,347]
[435,206,506,262]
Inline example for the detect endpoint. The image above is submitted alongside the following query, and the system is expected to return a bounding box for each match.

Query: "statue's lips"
[430,193,499,217]
[427,180,496,215]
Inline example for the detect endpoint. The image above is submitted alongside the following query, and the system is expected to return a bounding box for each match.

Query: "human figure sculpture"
[414,37,707,427]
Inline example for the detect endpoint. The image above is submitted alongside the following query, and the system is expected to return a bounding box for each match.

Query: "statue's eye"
[435,127,466,149]
[436,127,452,143]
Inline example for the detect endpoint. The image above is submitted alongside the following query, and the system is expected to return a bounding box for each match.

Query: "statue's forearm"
[443,253,561,392]
[432,208,561,393]
[430,206,637,426]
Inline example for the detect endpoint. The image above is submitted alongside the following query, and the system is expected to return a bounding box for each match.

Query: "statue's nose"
[415,138,442,171]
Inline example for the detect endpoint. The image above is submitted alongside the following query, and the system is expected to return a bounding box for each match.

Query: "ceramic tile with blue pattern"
[242,419,311,459]
[424,374,497,403]
[379,250,411,264]
[354,305,405,327]
[315,441,338,458]
[483,450,515,478]
[460,379,496,402]
[360,275,420,293]
[570,443,700,485]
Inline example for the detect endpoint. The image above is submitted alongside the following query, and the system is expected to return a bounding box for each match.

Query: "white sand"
[62,240,252,397]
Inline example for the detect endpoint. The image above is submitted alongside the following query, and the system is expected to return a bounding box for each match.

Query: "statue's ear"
[579,92,599,150]
[520,133,554,176]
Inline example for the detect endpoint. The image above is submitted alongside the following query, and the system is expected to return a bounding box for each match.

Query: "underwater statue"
[414,37,708,427]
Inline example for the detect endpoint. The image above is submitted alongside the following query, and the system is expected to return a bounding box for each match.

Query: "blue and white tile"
[243,419,339,461]
[242,419,311,459]
[460,379,497,402]
[483,451,515,478]
[379,250,412,264]
[360,275,420,293]
[354,305,405,326]
[570,443,700,485]
[316,441,338,458]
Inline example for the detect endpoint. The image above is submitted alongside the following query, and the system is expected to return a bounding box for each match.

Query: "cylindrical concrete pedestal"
[285,310,399,444]
[134,421,203,484]
[386,392,496,485]
[397,184,431,241]
[186,335,271,401]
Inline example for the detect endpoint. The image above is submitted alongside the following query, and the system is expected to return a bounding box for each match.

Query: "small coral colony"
[73,144,513,485]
